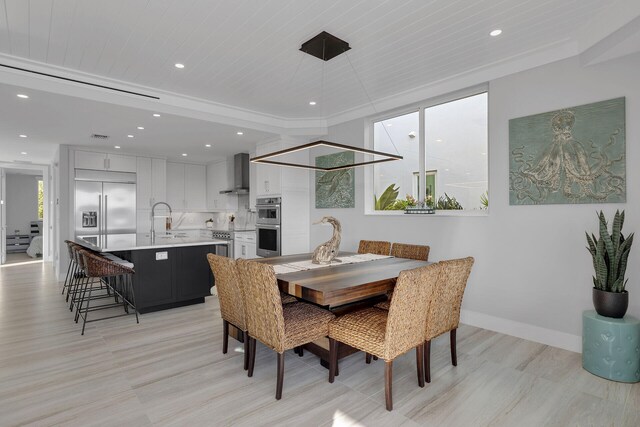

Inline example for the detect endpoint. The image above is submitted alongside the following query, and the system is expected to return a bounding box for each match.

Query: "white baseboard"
[460,309,582,353]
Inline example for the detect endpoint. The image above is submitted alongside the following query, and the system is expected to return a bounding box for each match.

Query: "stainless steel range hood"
[220,153,250,195]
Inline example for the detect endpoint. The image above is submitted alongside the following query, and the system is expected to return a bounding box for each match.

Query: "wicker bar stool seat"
[75,250,139,335]
[328,263,441,411]
[375,243,431,311]
[237,259,334,400]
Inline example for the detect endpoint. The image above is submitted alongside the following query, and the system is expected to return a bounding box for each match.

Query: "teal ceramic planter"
[582,310,640,383]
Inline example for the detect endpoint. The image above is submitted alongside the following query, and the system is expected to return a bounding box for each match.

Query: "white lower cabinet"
[234,231,256,259]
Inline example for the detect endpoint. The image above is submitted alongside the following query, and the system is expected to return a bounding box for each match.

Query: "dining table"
[255,251,432,368]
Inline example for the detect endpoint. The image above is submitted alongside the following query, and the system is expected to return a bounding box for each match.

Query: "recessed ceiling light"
[435,139,443,142]
[175,63,185,69]
[182,153,188,157]
[309,101,317,106]
[17,94,29,99]
[236,131,244,135]
[490,29,502,37]
[205,144,211,148]
[114,145,121,149]
[20,151,27,155]
[466,172,471,175]
[137,126,144,130]
[19,134,27,138]
[153,113,161,117]
[127,134,134,138]
[481,152,487,155]
[386,123,392,127]
[445,168,450,171]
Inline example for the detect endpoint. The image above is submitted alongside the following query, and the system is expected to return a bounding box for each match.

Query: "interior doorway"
[0,164,51,267]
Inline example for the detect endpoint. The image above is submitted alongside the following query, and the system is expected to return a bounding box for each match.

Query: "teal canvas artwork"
[509,97,626,205]
[315,151,355,209]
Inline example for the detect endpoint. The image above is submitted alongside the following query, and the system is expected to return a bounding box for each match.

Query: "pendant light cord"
[344,51,400,156]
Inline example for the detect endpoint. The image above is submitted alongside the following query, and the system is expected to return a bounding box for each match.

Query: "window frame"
[365,84,489,216]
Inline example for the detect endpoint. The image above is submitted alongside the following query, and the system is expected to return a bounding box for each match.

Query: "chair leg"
[248,338,256,377]
[222,320,229,354]
[243,331,249,371]
[416,345,425,387]
[365,353,372,364]
[450,328,457,366]
[328,338,338,383]
[424,340,431,383]
[385,360,393,411]
[276,352,285,400]
[298,346,303,357]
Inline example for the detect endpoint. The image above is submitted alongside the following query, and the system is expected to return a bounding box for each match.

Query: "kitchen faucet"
[150,201,172,241]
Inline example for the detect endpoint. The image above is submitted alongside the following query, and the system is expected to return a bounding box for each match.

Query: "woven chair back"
[236,259,285,352]
[80,250,134,278]
[64,240,75,258]
[425,257,474,340]
[357,240,391,256]
[391,243,430,261]
[385,263,441,360]
[207,254,246,331]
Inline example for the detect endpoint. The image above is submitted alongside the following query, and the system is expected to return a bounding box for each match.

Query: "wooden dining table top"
[256,252,431,308]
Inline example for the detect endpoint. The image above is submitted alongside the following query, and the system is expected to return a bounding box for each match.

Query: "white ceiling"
[0,81,276,165]
[0,0,637,165]
[0,0,622,120]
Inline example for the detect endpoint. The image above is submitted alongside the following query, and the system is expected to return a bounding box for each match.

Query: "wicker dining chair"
[236,259,335,400]
[328,263,441,411]
[423,257,474,383]
[391,243,430,261]
[207,254,251,370]
[374,243,431,311]
[357,240,391,256]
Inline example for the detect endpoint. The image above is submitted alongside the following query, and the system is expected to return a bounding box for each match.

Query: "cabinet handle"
[242,245,246,256]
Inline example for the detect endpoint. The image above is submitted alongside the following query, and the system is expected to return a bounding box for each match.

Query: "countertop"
[75,233,230,252]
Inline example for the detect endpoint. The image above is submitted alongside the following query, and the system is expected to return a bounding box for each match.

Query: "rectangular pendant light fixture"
[252,32,403,171]
[250,140,403,171]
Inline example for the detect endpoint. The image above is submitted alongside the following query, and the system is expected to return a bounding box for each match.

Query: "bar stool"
[61,240,76,296]
[75,250,139,335]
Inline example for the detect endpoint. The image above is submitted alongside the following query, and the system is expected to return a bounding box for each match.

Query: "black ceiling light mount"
[299,31,351,61]
[251,31,402,171]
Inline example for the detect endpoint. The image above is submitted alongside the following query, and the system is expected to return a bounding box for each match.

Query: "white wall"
[309,52,640,352]
[5,174,39,235]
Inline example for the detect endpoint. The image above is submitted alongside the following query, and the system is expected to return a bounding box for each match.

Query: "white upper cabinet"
[166,162,206,211]
[136,157,167,209]
[75,150,137,172]
[75,151,105,170]
[185,164,206,210]
[207,158,238,211]
[107,154,137,172]
[151,158,167,204]
[166,162,186,210]
[255,141,281,196]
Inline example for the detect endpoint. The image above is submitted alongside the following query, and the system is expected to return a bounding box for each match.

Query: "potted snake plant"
[586,210,634,318]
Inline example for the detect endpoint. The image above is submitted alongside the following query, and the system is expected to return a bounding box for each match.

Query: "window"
[37,179,44,219]
[371,92,488,212]
[372,111,420,210]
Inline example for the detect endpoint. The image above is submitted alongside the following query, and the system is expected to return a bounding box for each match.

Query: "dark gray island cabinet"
[75,234,230,313]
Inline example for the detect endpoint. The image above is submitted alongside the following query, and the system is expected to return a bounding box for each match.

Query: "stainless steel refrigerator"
[75,169,136,236]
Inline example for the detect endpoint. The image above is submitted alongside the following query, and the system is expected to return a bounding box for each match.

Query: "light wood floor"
[1,262,638,426]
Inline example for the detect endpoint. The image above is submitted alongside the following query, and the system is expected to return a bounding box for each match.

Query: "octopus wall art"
[509,97,626,205]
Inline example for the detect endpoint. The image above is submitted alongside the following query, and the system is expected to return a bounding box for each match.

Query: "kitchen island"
[75,233,229,313]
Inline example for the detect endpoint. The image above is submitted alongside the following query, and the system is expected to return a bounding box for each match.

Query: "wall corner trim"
[460,309,582,353]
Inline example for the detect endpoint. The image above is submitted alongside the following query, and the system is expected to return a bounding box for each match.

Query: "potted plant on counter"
[586,210,634,318]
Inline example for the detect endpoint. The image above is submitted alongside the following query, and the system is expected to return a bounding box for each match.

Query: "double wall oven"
[256,196,281,257]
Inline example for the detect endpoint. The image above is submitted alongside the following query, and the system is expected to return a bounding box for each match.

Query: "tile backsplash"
[171,210,256,231]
